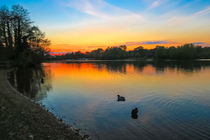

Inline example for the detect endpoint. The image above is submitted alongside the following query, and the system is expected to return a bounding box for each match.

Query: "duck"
[131,108,138,119]
[117,95,126,101]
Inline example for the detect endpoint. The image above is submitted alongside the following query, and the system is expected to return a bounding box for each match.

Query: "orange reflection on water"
[43,62,210,98]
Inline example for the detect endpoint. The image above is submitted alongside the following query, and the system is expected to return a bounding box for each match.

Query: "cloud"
[125,41,210,46]
[64,0,109,19]
[169,6,210,25]
[193,6,210,17]
[192,42,207,45]
[149,0,168,9]
[191,42,210,46]
[150,1,160,9]
[61,0,145,26]
[64,0,141,18]
[125,41,174,46]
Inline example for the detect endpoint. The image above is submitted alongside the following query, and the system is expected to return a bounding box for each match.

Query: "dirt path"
[0,69,83,140]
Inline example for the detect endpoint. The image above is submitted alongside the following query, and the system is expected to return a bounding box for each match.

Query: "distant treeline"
[54,44,210,60]
[0,5,50,66]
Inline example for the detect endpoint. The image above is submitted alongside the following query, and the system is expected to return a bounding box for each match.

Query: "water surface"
[9,61,210,140]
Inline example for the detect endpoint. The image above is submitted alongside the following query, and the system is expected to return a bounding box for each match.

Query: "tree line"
[0,5,50,66]
[2,5,209,62]
[55,44,210,60]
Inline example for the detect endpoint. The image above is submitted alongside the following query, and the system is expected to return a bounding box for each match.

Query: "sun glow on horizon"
[1,0,210,52]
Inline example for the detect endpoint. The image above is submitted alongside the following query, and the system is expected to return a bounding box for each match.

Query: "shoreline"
[44,58,210,63]
[0,68,84,140]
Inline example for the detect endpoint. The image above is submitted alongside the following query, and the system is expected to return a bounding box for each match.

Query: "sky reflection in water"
[9,61,210,140]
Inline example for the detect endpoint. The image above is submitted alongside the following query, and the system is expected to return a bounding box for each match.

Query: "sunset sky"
[1,0,210,52]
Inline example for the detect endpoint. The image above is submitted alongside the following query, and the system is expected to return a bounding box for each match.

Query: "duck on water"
[117,95,126,101]
[131,108,138,119]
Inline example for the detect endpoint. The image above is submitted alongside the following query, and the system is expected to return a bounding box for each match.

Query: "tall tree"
[0,5,50,64]
[0,6,10,48]
[11,5,32,51]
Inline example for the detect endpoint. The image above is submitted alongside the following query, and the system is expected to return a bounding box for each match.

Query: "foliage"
[55,44,210,60]
[153,44,210,60]
[0,5,50,66]
[102,46,127,59]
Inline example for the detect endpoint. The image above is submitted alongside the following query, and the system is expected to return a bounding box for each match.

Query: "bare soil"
[0,68,83,140]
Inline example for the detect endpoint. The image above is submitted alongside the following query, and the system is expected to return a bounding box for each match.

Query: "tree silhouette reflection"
[93,61,210,74]
[8,65,52,101]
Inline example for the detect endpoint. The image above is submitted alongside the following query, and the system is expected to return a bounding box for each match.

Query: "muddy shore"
[0,68,84,140]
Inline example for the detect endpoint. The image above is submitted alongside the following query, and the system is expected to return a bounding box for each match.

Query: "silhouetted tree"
[119,45,127,51]
[154,46,168,59]
[133,46,145,58]
[53,44,210,60]
[87,48,104,59]
[102,46,128,59]
[0,5,50,65]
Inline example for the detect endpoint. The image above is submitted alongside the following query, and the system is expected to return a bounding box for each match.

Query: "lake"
[8,60,210,140]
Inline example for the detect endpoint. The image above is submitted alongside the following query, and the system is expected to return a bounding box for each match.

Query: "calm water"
[9,61,210,140]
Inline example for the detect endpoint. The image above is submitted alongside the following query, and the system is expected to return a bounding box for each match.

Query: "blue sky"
[0,0,210,51]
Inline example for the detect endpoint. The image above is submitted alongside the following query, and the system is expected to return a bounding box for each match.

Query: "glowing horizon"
[1,0,210,52]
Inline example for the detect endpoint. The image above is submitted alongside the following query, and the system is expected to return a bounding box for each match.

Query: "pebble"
[1,106,6,111]
[29,134,34,140]
[83,134,89,139]
[9,131,15,137]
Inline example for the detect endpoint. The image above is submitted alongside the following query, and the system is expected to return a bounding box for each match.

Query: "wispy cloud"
[150,1,160,9]
[169,6,210,25]
[191,42,210,46]
[149,0,169,9]
[125,41,175,46]
[192,42,207,45]
[193,7,210,17]
[61,0,145,26]
[50,0,210,49]
[124,41,210,47]
[64,0,143,18]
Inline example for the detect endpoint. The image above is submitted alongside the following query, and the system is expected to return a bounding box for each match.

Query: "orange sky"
[2,0,209,52]
[48,23,210,52]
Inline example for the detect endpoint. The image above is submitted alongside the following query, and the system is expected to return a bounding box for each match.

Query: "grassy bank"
[0,68,83,140]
